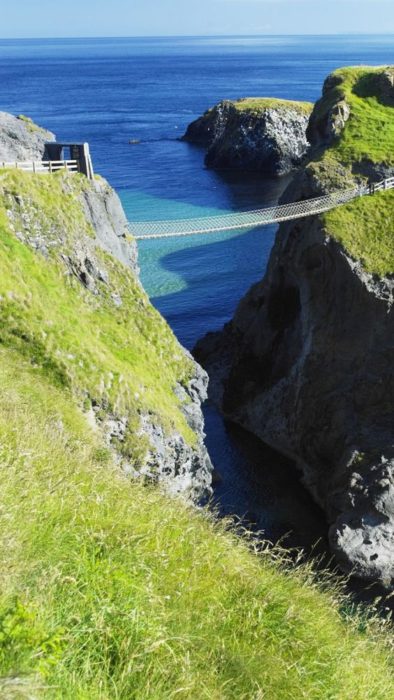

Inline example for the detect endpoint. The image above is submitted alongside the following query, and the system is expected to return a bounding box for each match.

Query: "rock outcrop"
[0,112,55,161]
[195,66,394,586]
[182,98,313,176]
[0,113,212,503]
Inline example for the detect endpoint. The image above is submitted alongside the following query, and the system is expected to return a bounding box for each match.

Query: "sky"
[1,0,394,38]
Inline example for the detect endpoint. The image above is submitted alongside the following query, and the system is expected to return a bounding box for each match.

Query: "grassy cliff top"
[314,65,394,168]
[322,188,394,277]
[1,343,393,698]
[309,65,394,277]
[228,97,314,115]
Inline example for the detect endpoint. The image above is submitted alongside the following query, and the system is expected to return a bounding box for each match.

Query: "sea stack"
[182,98,313,176]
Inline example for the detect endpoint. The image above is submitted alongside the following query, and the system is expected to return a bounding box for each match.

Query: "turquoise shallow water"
[1,34,393,548]
[121,174,286,348]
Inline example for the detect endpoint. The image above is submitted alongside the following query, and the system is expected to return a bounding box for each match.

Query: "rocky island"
[182,98,313,176]
[196,66,394,588]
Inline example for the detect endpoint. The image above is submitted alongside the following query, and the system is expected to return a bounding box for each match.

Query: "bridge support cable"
[128,177,394,240]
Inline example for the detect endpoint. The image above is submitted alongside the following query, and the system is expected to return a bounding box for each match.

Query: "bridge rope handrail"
[129,177,394,240]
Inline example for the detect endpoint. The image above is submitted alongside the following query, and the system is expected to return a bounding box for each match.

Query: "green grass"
[322,189,394,276]
[0,170,197,463]
[0,344,393,699]
[17,114,46,134]
[231,98,314,115]
[307,65,394,277]
[313,66,394,169]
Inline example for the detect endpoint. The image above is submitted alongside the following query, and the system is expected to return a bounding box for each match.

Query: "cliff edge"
[196,66,394,587]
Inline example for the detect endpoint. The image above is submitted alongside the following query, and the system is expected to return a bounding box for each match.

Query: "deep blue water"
[1,35,393,546]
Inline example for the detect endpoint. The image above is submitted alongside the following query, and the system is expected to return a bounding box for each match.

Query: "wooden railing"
[369,176,394,194]
[0,160,79,174]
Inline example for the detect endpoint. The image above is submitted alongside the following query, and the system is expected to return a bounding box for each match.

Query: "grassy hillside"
[0,169,393,698]
[0,346,393,699]
[0,170,196,460]
[309,66,394,276]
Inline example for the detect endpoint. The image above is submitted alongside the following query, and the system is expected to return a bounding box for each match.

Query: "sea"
[1,34,393,550]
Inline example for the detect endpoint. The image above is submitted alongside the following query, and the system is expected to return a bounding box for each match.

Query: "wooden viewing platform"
[0,142,94,180]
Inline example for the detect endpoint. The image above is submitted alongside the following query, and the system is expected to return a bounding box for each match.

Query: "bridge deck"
[129,177,394,240]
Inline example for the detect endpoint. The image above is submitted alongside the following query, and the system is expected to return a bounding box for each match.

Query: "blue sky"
[2,0,394,38]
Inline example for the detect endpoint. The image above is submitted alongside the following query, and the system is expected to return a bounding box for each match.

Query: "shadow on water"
[149,224,277,349]
[144,171,293,348]
[204,404,328,555]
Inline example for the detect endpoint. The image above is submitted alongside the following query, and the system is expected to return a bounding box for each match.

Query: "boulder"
[0,112,55,162]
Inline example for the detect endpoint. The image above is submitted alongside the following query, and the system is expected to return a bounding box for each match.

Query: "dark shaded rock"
[195,67,394,586]
[196,211,394,585]
[183,99,313,177]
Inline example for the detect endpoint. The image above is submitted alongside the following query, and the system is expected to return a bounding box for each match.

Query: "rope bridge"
[129,177,394,241]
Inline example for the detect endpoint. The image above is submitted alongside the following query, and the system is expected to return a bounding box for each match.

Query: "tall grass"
[0,346,393,699]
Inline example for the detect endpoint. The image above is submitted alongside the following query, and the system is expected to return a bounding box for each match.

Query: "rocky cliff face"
[182,98,313,176]
[0,112,55,161]
[0,113,212,503]
[195,67,394,586]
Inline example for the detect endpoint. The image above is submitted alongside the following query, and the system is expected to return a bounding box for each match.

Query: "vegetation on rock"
[0,344,393,698]
[308,65,394,276]
[0,170,197,460]
[322,188,394,276]
[231,97,314,115]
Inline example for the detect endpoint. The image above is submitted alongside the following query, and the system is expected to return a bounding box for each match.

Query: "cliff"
[0,163,212,502]
[182,98,313,176]
[195,66,394,588]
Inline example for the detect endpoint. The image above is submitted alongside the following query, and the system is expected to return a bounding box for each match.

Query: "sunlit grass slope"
[315,66,394,169]
[0,346,393,699]
[0,170,196,460]
[322,188,394,276]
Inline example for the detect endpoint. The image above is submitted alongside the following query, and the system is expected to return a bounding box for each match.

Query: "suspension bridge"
[129,177,394,240]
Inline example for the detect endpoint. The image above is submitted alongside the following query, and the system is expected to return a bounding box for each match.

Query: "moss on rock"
[303,66,394,277]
